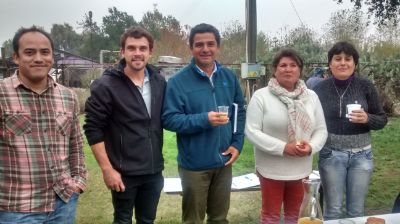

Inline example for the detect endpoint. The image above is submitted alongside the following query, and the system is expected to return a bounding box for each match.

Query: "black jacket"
[84,59,166,176]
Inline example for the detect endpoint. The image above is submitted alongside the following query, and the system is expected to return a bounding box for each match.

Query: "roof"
[54,49,101,67]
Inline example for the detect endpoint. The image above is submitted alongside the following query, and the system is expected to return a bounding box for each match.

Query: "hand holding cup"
[208,106,230,126]
[346,103,361,118]
[346,103,368,123]
[217,106,229,122]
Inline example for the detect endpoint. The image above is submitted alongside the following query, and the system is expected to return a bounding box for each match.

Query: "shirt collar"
[144,67,150,82]
[195,62,218,77]
[12,70,57,90]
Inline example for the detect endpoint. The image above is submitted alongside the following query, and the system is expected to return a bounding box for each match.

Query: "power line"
[288,0,305,26]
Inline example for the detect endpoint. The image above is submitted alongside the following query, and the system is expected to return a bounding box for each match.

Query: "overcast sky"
[0,0,355,46]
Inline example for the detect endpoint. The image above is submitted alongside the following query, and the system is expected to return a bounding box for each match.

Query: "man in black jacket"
[84,27,166,224]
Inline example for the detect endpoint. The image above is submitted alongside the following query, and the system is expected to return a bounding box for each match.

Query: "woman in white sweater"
[245,49,328,224]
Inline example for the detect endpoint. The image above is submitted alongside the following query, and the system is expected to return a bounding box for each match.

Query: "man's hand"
[73,186,83,193]
[223,146,240,166]
[208,111,229,126]
[102,167,126,192]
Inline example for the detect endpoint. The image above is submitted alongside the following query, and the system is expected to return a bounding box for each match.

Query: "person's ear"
[12,52,19,65]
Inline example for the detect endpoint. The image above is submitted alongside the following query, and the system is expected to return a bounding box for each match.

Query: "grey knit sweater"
[314,75,387,150]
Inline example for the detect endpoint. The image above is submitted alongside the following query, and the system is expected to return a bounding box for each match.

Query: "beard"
[128,58,146,71]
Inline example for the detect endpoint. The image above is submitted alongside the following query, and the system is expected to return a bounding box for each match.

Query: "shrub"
[72,88,90,114]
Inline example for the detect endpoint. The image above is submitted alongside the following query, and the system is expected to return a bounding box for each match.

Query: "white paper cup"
[346,104,361,118]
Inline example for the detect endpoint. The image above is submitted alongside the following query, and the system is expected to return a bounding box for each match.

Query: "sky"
[0,0,356,46]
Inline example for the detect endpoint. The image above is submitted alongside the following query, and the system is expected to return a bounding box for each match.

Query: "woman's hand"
[295,140,312,156]
[349,109,369,124]
[284,142,299,156]
[284,141,311,157]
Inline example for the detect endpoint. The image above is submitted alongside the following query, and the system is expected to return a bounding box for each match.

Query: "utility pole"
[244,0,258,102]
[246,0,257,64]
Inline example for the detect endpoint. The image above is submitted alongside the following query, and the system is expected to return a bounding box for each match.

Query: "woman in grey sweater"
[314,41,387,220]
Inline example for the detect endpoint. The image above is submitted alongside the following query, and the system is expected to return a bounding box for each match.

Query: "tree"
[373,18,400,44]
[219,21,247,64]
[152,29,190,63]
[50,23,80,53]
[367,18,400,61]
[138,5,187,62]
[268,25,324,63]
[140,5,182,40]
[102,7,138,49]
[255,31,270,63]
[1,39,13,57]
[322,9,368,47]
[335,0,400,26]
[284,26,325,63]
[218,20,272,64]
[78,11,106,60]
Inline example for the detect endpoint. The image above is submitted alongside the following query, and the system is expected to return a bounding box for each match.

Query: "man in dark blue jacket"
[162,23,246,224]
[84,27,166,224]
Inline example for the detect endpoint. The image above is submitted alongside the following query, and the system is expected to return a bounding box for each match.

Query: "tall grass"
[76,117,400,223]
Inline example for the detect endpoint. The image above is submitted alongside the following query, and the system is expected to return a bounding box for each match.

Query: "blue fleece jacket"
[162,59,246,171]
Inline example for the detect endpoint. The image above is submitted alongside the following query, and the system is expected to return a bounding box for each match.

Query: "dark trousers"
[111,172,164,224]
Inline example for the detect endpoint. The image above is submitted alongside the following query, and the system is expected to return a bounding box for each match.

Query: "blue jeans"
[111,172,164,224]
[318,147,373,220]
[0,192,79,224]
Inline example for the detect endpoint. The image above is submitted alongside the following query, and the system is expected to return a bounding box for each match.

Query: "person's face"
[13,32,54,86]
[274,57,301,91]
[190,32,219,70]
[121,36,152,72]
[329,52,356,80]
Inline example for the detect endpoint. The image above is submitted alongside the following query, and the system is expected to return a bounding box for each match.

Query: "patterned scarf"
[268,78,312,142]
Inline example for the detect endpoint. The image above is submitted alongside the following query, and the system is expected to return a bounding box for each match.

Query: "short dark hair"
[189,23,221,49]
[120,26,154,51]
[272,49,304,73]
[328,41,359,66]
[12,26,54,55]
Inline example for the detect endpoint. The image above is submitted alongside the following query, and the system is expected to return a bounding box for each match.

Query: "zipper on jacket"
[209,74,225,166]
[119,134,123,169]
[148,126,155,173]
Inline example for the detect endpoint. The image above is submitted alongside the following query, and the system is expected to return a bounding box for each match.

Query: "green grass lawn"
[76,117,400,223]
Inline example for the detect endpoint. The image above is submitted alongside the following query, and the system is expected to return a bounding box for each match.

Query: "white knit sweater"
[245,86,327,180]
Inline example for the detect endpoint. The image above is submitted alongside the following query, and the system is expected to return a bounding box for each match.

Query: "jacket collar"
[189,58,222,77]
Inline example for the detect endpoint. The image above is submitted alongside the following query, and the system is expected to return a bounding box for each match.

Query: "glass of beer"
[217,106,229,121]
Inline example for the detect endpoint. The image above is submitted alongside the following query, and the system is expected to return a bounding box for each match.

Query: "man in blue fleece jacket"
[162,23,246,224]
